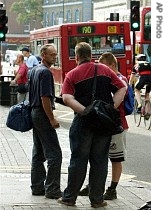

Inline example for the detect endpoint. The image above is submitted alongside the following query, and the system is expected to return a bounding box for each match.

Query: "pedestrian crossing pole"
[130,1,140,66]
[0,41,2,75]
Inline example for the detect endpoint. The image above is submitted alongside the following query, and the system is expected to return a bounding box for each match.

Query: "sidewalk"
[0,104,151,210]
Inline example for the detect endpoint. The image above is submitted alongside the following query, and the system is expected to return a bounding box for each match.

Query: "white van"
[5,50,21,67]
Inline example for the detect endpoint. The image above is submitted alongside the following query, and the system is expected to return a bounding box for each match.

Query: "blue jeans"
[31,108,62,195]
[62,115,111,204]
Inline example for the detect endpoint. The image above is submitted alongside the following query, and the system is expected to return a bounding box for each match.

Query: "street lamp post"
[63,0,64,23]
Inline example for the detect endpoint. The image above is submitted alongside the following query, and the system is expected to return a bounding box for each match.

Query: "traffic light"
[0,9,8,41]
[130,1,140,31]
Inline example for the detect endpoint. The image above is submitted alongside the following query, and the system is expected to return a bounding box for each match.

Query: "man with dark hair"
[79,52,129,200]
[21,47,39,77]
[57,42,126,208]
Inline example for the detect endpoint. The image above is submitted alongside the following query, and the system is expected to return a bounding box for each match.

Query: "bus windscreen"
[68,35,125,57]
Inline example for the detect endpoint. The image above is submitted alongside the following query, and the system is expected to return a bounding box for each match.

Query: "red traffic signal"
[130,1,140,31]
[0,9,8,41]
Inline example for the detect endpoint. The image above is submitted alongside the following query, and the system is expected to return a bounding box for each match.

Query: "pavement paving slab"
[0,104,151,209]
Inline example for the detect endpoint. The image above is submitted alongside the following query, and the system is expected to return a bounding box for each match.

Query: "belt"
[32,106,55,110]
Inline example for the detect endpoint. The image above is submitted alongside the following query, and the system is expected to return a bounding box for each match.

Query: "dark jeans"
[62,115,111,204]
[31,108,62,195]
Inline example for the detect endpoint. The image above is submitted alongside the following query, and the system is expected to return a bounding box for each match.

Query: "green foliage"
[10,0,43,24]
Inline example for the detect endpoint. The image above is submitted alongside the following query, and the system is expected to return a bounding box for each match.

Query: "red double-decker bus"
[30,21,132,92]
[135,6,151,62]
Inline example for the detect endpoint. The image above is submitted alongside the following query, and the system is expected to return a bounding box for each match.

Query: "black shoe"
[144,113,151,120]
[104,188,117,200]
[32,190,45,196]
[45,192,62,199]
[91,201,107,208]
[57,197,76,206]
[78,185,89,196]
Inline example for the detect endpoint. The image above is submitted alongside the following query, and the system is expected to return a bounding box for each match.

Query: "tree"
[10,0,43,25]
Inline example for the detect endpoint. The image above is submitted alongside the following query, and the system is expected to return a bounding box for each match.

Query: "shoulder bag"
[80,63,123,135]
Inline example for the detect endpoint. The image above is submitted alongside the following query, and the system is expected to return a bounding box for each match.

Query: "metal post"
[0,41,2,75]
[132,31,136,66]
[63,0,64,23]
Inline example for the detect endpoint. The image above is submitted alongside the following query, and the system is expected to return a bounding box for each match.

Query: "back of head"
[75,42,91,61]
[99,52,117,68]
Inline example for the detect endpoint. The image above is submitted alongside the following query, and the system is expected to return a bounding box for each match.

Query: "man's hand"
[49,118,60,129]
[10,79,17,85]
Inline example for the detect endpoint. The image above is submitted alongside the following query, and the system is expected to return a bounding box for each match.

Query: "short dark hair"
[75,42,91,61]
[21,47,30,52]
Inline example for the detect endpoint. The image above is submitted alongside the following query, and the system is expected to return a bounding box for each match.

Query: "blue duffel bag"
[6,100,33,132]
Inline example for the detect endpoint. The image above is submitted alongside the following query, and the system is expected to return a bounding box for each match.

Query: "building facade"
[42,0,151,27]
[42,0,93,27]
[1,0,42,58]
[94,0,151,21]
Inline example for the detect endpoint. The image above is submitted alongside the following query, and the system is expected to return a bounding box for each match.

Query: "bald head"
[15,54,24,65]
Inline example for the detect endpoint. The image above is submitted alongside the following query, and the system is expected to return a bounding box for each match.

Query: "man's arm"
[10,73,22,85]
[62,94,85,114]
[41,96,60,129]
[113,87,126,109]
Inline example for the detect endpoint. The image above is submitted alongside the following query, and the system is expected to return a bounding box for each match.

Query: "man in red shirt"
[58,42,126,208]
[10,54,28,103]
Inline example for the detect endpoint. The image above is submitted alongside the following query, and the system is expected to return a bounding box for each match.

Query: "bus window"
[48,39,54,43]
[69,37,76,56]
[68,35,125,58]
[92,37,101,49]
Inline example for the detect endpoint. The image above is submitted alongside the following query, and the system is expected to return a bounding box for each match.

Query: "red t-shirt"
[17,63,28,85]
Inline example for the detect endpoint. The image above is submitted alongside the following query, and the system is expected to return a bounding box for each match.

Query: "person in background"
[79,52,129,200]
[21,47,39,78]
[129,54,151,115]
[57,42,126,208]
[29,44,62,199]
[10,54,28,103]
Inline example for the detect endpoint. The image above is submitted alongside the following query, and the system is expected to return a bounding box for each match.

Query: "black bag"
[80,63,123,135]
[6,100,33,132]
[16,84,28,94]
[80,99,123,135]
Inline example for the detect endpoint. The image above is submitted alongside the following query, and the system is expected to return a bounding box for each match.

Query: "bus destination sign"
[77,25,95,34]
[108,26,117,33]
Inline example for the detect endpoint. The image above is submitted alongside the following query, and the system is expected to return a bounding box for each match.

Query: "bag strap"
[91,63,98,101]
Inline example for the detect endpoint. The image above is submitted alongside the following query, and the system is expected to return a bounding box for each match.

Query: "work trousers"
[62,115,111,204]
[31,107,62,195]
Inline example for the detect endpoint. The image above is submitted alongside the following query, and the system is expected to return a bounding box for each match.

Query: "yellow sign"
[108,26,117,33]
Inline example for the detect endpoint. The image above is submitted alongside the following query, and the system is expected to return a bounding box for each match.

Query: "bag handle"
[91,63,98,101]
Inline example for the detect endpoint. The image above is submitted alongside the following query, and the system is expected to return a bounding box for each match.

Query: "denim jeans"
[31,108,62,195]
[62,115,111,204]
